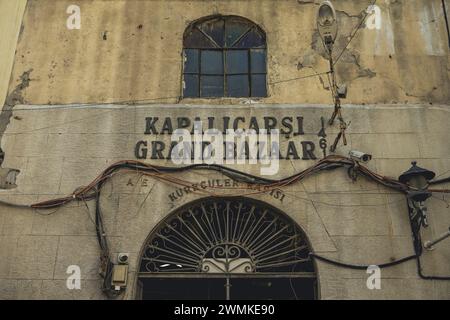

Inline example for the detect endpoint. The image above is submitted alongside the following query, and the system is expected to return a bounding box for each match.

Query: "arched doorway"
[136,197,317,300]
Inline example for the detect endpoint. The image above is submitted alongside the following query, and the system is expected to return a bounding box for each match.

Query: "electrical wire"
[269,71,332,85]
[333,0,378,66]
[430,176,450,185]
[12,96,181,111]
[0,199,30,208]
[0,155,444,210]
[405,199,450,281]
[8,69,332,112]
[442,0,450,48]
[310,252,418,270]
[3,0,448,294]
[289,263,299,300]
[2,155,449,295]
[416,255,450,280]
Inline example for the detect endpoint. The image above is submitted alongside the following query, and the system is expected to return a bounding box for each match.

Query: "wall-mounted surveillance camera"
[0,168,20,189]
[337,84,347,99]
[117,253,129,265]
[349,150,372,163]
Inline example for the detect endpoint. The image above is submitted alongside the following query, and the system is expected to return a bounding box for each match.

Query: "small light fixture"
[317,1,338,55]
[399,161,435,188]
[399,161,436,227]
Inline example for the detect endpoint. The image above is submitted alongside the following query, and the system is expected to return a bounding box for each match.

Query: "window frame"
[182,15,268,99]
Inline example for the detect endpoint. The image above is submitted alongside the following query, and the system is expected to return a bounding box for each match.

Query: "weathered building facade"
[0,0,449,300]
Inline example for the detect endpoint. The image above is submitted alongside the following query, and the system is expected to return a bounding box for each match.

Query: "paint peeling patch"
[4,69,33,107]
[358,68,377,79]
[0,69,33,157]
[419,1,445,56]
[297,50,317,70]
[0,70,32,188]
[374,5,396,56]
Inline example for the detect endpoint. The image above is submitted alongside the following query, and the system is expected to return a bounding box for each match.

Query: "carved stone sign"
[134,115,328,161]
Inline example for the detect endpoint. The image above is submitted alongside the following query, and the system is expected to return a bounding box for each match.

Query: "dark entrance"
[136,197,317,300]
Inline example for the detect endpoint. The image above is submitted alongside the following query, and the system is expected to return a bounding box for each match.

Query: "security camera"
[0,168,20,189]
[349,150,372,163]
[337,84,347,99]
[117,253,129,265]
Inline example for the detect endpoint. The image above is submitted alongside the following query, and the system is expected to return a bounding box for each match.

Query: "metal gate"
[137,197,317,300]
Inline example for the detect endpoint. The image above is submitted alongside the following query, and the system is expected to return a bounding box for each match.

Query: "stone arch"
[136,196,318,300]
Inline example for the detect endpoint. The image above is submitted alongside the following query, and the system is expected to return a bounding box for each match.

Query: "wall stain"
[0,68,33,144]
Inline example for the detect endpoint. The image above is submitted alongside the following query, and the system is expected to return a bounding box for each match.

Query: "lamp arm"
[424,227,450,250]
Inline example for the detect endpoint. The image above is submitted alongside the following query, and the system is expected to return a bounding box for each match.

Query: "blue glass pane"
[226,50,248,74]
[184,28,216,48]
[225,19,251,47]
[250,49,266,73]
[199,18,225,47]
[227,75,249,97]
[201,51,223,74]
[235,28,266,48]
[201,76,224,97]
[184,49,199,73]
[183,74,199,97]
[251,74,267,97]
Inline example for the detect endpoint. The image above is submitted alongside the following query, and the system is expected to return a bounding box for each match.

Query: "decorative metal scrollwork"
[140,197,313,274]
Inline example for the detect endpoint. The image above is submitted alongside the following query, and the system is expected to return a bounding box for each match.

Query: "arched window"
[137,197,317,300]
[182,15,267,98]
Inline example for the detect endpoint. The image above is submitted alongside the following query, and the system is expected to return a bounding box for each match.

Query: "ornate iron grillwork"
[139,197,313,274]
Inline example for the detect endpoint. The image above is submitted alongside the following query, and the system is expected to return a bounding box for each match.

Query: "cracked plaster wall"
[0,0,449,300]
[3,0,450,109]
[0,103,449,300]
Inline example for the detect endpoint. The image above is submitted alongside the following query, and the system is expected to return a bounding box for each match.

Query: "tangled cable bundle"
[2,155,449,296]
[28,154,435,210]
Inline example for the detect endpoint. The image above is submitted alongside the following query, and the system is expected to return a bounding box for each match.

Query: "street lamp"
[399,161,436,227]
[399,162,450,252]
[399,161,435,199]
[317,1,338,56]
[317,1,347,151]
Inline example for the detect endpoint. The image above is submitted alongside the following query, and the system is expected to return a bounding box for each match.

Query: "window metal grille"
[139,197,314,274]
